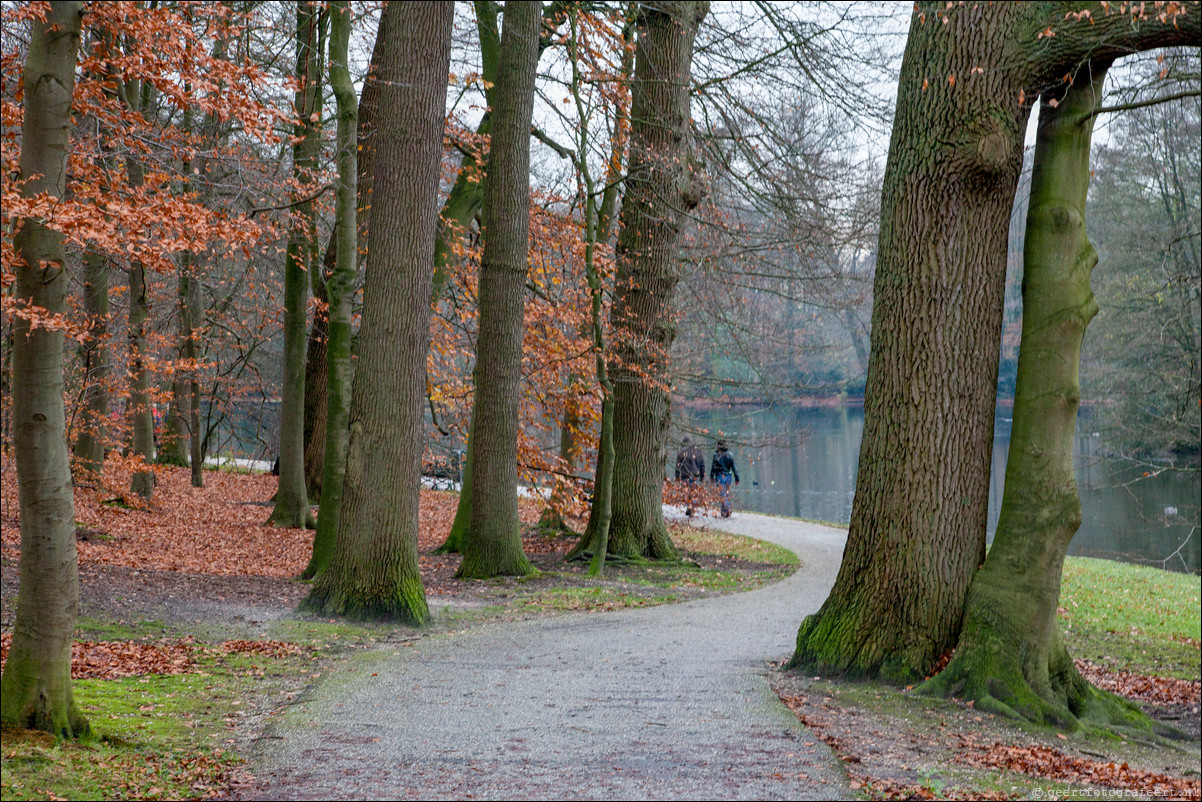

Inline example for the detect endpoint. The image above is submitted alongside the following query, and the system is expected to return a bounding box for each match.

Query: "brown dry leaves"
[958,741,1201,800]
[1076,659,1201,708]
[0,632,194,679]
[0,464,546,580]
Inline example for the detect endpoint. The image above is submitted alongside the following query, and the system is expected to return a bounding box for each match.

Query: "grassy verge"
[1060,556,1201,679]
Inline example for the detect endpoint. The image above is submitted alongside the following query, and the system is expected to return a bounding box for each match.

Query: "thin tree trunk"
[303,0,357,581]
[73,247,109,476]
[160,245,193,468]
[128,256,156,498]
[301,23,381,502]
[457,0,542,579]
[574,2,635,553]
[0,1,89,738]
[788,2,1201,683]
[578,0,709,561]
[918,64,1171,736]
[269,1,321,529]
[302,0,453,622]
[125,64,156,499]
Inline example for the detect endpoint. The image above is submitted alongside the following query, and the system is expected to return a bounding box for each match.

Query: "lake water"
[677,405,1201,574]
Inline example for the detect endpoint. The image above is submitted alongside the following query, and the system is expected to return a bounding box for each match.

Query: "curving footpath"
[237,514,851,800]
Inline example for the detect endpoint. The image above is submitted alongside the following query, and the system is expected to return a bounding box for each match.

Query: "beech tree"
[574,0,709,561]
[457,0,542,579]
[269,1,322,530]
[789,1,1201,683]
[302,0,357,580]
[0,0,88,738]
[302,0,453,622]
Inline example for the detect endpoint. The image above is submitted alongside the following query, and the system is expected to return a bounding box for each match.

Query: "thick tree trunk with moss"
[789,1,1201,684]
[73,248,109,476]
[575,0,708,562]
[0,1,89,738]
[918,64,1169,735]
[269,1,321,530]
[303,1,357,581]
[457,0,542,579]
[302,1,452,622]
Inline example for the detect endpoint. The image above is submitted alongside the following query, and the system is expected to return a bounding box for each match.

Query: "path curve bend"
[240,514,850,800]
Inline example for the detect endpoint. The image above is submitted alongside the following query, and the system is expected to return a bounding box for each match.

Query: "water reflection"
[679,405,1200,574]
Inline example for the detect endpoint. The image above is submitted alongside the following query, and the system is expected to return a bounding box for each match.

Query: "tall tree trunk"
[918,64,1171,736]
[269,1,321,529]
[789,2,1201,683]
[73,247,109,476]
[457,0,542,579]
[439,1,572,554]
[0,1,89,738]
[125,61,156,499]
[302,0,453,622]
[301,21,382,502]
[573,2,635,552]
[577,0,709,561]
[303,0,357,581]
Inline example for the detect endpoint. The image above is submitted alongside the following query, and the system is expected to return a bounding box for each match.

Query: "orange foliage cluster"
[957,741,1201,800]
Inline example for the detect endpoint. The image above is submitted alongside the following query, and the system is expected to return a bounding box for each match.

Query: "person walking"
[710,439,739,518]
[674,435,706,517]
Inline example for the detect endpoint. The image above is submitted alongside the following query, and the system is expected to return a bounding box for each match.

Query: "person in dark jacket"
[710,439,739,517]
[674,435,706,517]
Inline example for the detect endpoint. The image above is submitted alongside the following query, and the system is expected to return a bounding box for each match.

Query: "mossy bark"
[575,0,708,562]
[302,1,452,623]
[457,0,542,579]
[918,64,1169,736]
[789,2,1201,684]
[269,1,321,530]
[0,1,89,739]
[302,19,381,503]
[302,1,357,581]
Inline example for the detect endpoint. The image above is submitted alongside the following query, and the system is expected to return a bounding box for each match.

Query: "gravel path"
[238,514,851,800]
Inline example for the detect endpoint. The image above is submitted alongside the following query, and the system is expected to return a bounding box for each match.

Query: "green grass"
[672,528,801,567]
[0,652,289,801]
[515,586,682,612]
[1060,556,1201,679]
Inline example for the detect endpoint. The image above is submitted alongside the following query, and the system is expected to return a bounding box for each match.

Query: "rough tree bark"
[574,0,709,562]
[457,0,542,579]
[918,64,1177,735]
[269,0,321,530]
[789,1,1201,683]
[0,1,89,738]
[302,0,453,622]
[302,0,356,581]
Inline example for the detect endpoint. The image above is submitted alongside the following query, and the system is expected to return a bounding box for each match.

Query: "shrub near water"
[1059,556,1201,679]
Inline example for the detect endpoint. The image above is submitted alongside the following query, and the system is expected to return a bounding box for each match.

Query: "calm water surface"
[678,405,1200,574]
